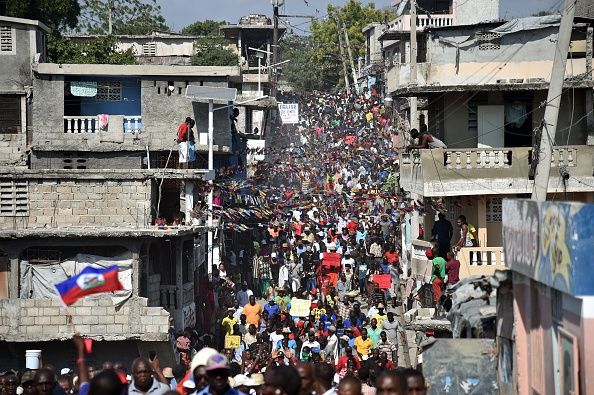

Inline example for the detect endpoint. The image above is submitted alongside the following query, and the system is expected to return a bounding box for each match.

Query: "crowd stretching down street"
[0,88,442,395]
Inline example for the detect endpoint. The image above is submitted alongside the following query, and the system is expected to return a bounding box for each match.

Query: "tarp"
[490,15,561,35]
[20,253,133,307]
[70,81,97,97]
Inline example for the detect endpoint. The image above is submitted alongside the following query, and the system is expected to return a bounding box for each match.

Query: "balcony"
[64,115,142,134]
[388,14,454,32]
[410,239,506,279]
[400,146,594,197]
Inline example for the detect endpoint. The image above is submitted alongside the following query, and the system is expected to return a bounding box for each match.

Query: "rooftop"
[34,63,240,77]
[0,168,215,181]
[0,15,50,33]
[0,226,208,239]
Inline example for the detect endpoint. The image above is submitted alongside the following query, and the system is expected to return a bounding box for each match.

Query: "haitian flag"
[54,265,123,306]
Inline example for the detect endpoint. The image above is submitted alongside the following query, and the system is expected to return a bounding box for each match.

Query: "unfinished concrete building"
[0,16,243,368]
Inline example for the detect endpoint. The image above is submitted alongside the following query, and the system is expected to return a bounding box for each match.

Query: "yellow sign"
[289,298,311,317]
[224,335,241,349]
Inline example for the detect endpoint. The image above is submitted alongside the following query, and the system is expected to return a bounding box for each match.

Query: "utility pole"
[531,0,576,201]
[107,0,113,34]
[334,15,351,90]
[271,0,282,98]
[409,0,419,130]
[343,22,360,94]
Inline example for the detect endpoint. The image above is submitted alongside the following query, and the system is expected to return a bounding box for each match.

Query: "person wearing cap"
[3,373,18,395]
[323,326,339,363]
[372,304,388,328]
[195,354,243,395]
[20,371,36,395]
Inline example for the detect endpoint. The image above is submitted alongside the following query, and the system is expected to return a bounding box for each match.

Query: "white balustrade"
[64,115,142,134]
[552,147,577,167]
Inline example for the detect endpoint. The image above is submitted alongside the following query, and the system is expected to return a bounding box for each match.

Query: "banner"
[289,298,311,317]
[224,335,241,349]
[373,274,391,289]
[322,252,341,268]
[278,103,299,124]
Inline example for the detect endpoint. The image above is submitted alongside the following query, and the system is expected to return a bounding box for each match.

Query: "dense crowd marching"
[0,89,434,395]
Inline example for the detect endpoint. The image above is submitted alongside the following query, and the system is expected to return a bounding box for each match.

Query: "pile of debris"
[445,270,510,338]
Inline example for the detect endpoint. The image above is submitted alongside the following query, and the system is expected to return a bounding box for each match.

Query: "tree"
[78,0,169,35]
[310,0,395,89]
[191,36,238,67]
[279,34,329,91]
[181,20,227,36]
[47,34,136,64]
[1,0,81,31]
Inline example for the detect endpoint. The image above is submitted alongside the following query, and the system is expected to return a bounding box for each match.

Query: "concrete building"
[0,16,243,368]
[500,199,594,394]
[65,31,200,66]
[386,16,594,281]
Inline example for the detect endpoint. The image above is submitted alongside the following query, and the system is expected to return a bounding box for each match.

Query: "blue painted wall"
[80,77,141,116]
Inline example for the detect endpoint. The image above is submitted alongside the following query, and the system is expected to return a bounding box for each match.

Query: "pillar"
[8,252,19,299]
[175,238,184,329]
[477,195,487,247]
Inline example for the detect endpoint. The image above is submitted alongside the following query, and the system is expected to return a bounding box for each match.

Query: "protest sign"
[224,335,241,349]
[373,274,391,289]
[289,298,311,317]
[278,103,299,124]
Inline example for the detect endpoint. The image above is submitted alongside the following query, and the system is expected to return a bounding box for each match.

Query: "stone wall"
[0,179,152,228]
[0,26,33,91]
[0,297,169,342]
[30,151,144,170]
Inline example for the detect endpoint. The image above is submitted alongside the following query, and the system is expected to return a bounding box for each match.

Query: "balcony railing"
[400,146,594,196]
[457,246,507,276]
[64,115,142,134]
[388,14,454,31]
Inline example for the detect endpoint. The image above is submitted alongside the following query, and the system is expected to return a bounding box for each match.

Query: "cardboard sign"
[345,135,356,145]
[373,274,392,289]
[278,103,299,124]
[322,252,341,268]
[224,335,241,349]
[289,298,311,317]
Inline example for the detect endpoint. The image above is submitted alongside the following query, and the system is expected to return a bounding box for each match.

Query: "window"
[486,197,502,223]
[0,95,21,134]
[96,81,122,101]
[477,32,501,50]
[143,42,157,56]
[0,26,15,54]
[0,180,28,217]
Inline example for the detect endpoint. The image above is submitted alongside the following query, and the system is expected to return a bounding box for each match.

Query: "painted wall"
[0,24,33,91]
[78,77,141,116]
[442,92,471,148]
[453,0,499,25]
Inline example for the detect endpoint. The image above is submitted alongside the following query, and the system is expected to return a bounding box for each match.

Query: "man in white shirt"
[236,282,253,307]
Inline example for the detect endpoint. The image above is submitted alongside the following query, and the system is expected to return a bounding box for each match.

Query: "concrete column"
[477,196,487,246]
[131,246,140,297]
[175,239,184,328]
[410,193,421,241]
[8,253,19,299]
[586,89,594,146]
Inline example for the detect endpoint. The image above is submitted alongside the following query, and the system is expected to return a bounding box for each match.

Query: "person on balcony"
[408,125,447,149]
[431,213,453,258]
[177,117,192,169]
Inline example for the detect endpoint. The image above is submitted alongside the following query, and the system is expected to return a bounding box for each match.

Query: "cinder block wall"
[0,297,170,342]
[0,179,152,228]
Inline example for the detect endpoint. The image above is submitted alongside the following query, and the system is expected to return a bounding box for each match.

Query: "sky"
[160,0,562,33]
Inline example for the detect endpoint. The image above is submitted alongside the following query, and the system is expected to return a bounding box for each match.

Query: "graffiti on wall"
[503,199,594,295]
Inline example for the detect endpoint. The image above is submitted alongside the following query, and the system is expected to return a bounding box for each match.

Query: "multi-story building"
[385,15,594,279]
[0,15,243,368]
[362,0,500,96]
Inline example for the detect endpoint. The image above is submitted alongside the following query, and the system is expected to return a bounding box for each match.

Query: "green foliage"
[191,36,238,67]
[78,0,169,35]
[279,34,330,91]
[310,0,395,89]
[47,34,136,64]
[181,20,227,36]
[2,0,81,31]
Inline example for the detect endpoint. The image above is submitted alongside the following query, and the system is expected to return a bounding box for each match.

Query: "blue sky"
[160,0,562,32]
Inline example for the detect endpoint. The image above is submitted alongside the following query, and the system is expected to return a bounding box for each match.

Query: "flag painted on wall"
[54,265,123,306]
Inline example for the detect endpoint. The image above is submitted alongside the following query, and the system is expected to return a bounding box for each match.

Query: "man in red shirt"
[177,117,191,169]
[446,252,460,285]
[384,247,398,265]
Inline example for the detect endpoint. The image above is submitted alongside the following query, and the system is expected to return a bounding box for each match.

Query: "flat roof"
[65,33,200,40]
[0,16,50,33]
[0,168,215,181]
[0,226,209,239]
[34,63,240,77]
[390,80,594,96]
